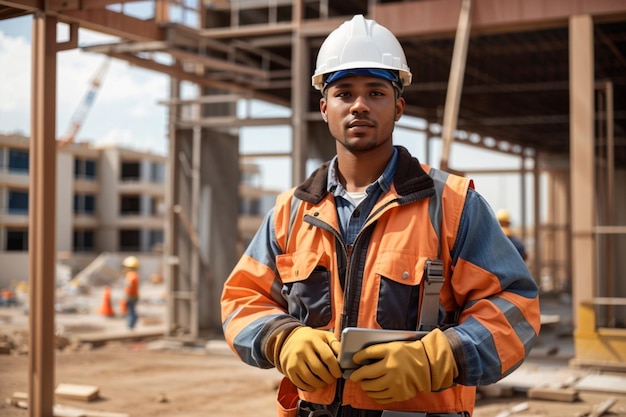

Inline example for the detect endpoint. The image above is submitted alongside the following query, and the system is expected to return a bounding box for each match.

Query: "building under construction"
[0,1,625,415]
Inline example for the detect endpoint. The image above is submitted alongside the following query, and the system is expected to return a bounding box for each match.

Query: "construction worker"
[221,15,540,417]
[122,255,140,329]
[1,287,17,307]
[496,209,528,261]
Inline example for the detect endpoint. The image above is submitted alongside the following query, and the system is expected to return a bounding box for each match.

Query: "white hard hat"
[122,256,139,269]
[312,14,412,91]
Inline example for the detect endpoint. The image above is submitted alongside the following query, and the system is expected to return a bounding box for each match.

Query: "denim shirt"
[326,148,398,245]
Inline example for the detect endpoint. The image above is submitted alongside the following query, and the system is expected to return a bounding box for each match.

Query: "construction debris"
[527,386,579,402]
[53,404,129,417]
[494,401,529,417]
[578,397,618,417]
[0,336,14,354]
[9,392,129,417]
[8,391,28,406]
[527,375,580,402]
[575,374,626,395]
[55,383,100,402]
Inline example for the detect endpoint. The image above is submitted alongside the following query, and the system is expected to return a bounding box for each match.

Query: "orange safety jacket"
[221,146,540,416]
[125,271,139,300]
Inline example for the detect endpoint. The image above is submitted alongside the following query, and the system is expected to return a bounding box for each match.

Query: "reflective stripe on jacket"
[221,146,540,414]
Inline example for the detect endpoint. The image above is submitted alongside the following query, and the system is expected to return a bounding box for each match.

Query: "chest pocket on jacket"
[374,253,429,330]
[276,250,332,328]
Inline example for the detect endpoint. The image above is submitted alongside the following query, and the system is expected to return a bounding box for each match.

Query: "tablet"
[338,327,428,377]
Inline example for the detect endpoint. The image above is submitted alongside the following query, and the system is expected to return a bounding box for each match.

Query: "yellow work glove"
[274,326,342,392]
[349,329,458,404]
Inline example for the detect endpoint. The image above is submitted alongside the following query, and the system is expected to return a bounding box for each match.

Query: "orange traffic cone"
[98,286,115,317]
[119,297,128,315]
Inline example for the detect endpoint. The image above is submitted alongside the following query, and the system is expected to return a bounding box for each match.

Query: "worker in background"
[221,15,540,417]
[1,287,17,307]
[122,255,140,330]
[497,209,528,261]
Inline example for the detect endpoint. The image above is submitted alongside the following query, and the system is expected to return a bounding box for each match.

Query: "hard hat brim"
[313,63,411,90]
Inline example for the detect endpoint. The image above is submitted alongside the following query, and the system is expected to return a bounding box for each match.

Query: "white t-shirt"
[346,190,367,206]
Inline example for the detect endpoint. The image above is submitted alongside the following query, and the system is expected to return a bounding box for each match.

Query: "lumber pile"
[7,386,129,417]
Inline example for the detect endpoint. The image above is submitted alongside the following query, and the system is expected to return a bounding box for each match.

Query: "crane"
[57,59,110,148]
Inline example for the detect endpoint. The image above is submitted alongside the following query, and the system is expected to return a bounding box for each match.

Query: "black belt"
[297,402,469,417]
[382,413,469,417]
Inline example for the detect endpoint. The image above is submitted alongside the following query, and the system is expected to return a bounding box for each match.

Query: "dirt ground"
[1,293,626,417]
[0,340,280,417]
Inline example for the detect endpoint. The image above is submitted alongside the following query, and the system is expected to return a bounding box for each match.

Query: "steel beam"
[374,0,626,38]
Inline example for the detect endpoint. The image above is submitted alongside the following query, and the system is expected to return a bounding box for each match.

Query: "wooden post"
[440,0,471,172]
[569,14,595,330]
[291,0,307,186]
[29,11,58,417]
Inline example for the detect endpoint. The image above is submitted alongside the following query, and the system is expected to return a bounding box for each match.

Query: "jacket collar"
[294,146,434,204]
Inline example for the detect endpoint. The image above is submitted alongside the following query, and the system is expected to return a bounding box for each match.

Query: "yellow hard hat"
[122,256,139,269]
[496,209,511,225]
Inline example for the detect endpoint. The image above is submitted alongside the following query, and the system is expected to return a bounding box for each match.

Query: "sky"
[0,15,169,155]
[0,14,532,225]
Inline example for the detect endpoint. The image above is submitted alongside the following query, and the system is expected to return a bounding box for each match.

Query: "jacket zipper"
[341,244,354,331]
[302,201,402,414]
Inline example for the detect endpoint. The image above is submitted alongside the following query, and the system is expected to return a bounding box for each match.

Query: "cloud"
[100,60,168,103]
[92,126,167,155]
[0,32,31,112]
[97,127,133,146]
[54,28,169,148]
[0,23,168,151]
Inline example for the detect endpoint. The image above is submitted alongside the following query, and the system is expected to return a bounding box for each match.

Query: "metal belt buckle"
[297,401,333,417]
[310,411,333,417]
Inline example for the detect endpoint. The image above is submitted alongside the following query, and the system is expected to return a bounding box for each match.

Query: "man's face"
[320,75,405,153]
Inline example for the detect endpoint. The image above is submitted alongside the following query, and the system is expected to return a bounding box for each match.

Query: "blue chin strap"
[323,68,402,94]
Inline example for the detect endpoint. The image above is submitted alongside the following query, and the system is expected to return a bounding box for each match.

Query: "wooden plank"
[494,402,529,417]
[53,404,130,417]
[527,386,579,402]
[9,391,29,405]
[588,397,617,417]
[497,366,587,390]
[574,374,626,394]
[10,393,129,417]
[55,383,100,402]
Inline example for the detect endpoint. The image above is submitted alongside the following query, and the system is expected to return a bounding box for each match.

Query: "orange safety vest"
[125,271,139,300]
